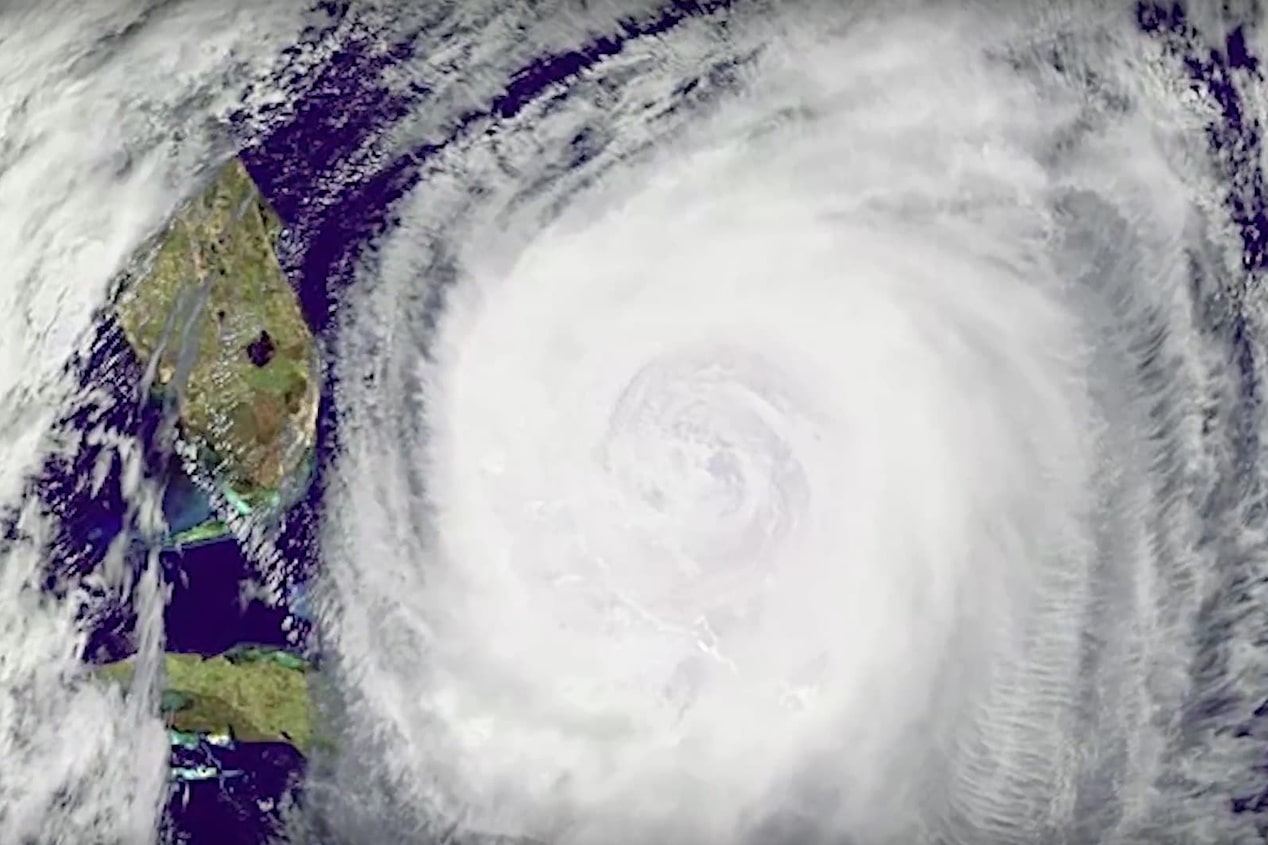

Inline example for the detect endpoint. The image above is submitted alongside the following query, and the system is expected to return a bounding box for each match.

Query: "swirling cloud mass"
[307,3,1268,845]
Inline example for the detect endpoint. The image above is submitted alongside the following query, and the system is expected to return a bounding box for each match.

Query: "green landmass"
[114,157,318,511]
[103,158,326,779]
[96,649,313,753]
[167,518,228,548]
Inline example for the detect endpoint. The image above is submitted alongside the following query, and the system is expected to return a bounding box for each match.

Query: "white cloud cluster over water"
[318,3,1268,844]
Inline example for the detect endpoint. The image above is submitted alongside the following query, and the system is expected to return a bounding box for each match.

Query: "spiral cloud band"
[315,5,1268,844]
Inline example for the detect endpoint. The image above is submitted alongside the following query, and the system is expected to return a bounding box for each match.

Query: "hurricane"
[3,1,1268,844]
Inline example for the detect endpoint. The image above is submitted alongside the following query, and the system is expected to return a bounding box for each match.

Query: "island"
[95,646,315,754]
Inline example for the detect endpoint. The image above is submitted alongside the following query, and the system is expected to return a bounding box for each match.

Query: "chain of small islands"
[95,159,320,788]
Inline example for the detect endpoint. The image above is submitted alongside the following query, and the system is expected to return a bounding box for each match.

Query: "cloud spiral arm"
[312,5,1268,844]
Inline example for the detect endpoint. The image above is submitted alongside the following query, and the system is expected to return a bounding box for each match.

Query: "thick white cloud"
[320,3,1268,844]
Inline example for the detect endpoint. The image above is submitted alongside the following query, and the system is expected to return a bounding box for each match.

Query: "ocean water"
[2,1,1268,843]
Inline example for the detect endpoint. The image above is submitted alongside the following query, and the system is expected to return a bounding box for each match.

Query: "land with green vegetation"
[103,158,324,778]
[114,157,318,519]
[96,648,314,753]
